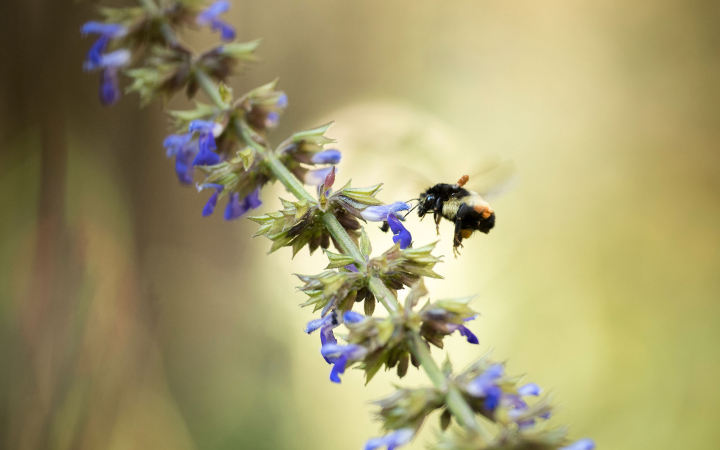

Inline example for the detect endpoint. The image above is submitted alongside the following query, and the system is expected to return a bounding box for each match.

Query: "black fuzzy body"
[418,183,495,251]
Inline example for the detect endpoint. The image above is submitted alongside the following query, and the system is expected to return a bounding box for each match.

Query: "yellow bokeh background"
[1,1,719,449]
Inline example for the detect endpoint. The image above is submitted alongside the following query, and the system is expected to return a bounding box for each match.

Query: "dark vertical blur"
[2,1,720,450]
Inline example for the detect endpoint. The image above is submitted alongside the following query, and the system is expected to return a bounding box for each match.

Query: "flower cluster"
[295,239,443,319]
[419,295,480,348]
[305,281,484,385]
[81,22,130,105]
[81,1,257,106]
[365,387,445,450]
[452,353,551,426]
[250,167,414,254]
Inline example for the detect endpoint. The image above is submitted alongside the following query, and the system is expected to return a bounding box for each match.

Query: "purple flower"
[189,120,221,166]
[199,186,261,220]
[265,111,280,128]
[561,439,595,450]
[304,167,336,186]
[466,364,505,411]
[364,429,414,450]
[83,49,130,106]
[505,382,544,428]
[387,214,412,249]
[200,184,224,216]
[196,0,236,41]
[310,149,342,165]
[163,133,197,184]
[517,383,541,396]
[81,22,128,70]
[360,202,411,222]
[305,311,340,353]
[276,93,288,109]
[320,343,368,383]
[224,188,262,220]
[446,316,479,344]
[343,311,365,323]
[81,22,129,106]
[457,325,479,344]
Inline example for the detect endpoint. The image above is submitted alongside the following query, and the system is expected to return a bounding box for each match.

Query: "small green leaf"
[218,83,233,104]
[442,356,453,376]
[220,39,262,60]
[324,250,356,269]
[237,147,255,170]
[360,228,372,256]
[291,122,336,144]
[295,199,310,219]
[247,78,279,98]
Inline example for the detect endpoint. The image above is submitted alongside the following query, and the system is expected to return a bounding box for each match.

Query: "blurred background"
[2,0,720,449]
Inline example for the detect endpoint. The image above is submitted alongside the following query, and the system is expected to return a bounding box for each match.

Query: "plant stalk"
[136,0,159,14]
[195,70,229,109]
[196,75,489,441]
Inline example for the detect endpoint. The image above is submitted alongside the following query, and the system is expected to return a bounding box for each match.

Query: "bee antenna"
[403,202,419,219]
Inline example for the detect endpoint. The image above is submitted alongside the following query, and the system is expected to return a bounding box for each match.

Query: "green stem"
[195,70,229,109]
[195,74,490,442]
[136,0,159,14]
[321,212,365,262]
[368,276,400,315]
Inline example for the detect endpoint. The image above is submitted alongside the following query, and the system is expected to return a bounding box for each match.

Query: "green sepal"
[218,82,234,104]
[167,101,216,129]
[236,147,255,171]
[360,228,372,256]
[340,184,384,206]
[289,122,335,145]
[324,250,356,269]
[220,40,262,60]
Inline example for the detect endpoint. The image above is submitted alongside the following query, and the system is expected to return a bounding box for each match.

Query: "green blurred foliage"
[1,0,719,449]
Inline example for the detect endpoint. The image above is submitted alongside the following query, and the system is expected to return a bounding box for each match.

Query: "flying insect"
[416,174,495,254]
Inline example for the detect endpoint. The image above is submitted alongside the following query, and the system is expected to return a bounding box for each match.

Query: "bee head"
[417,193,435,218]
[477,212,496,234]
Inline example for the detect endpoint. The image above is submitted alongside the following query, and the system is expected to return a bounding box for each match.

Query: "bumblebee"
[417,175,495,254]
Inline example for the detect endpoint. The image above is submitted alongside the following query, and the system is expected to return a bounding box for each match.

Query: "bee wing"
[468,158,518,202]
[401,165,435,191]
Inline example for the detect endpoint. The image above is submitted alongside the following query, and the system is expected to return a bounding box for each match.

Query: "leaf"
[220,39,262,60]
[364,294,376,316]
[406,279,429,309]
[246,78,279,98]
[218,83,233,104]
[237,147,255,170]
[360,228,372,256]
[396,353,409,378]
[440,409,452,431]
[324,250,356,269]
[294,199,310,219]
[341,184,384,206]
[291,122,335,144]
[442,356,453,376]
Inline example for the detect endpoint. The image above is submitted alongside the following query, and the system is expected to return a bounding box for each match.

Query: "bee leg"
[433,198,443,235]
[453,219,464,250]
[380,221,390,233]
